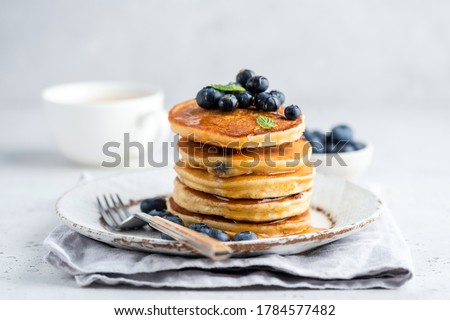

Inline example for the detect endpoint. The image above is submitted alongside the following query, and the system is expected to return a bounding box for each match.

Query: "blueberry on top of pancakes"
[270,90,285,105]
[196,87,223,109]
[245,75,269,93]
[236,69,256,86]
[218,94,239,112]
[235,91,254,109]
[284,105,302,120]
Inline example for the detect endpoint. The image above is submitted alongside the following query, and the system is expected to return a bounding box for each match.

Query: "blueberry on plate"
[245,76,269,93]
[331,124,353,142]
[160,232,174,240]
[160,214,184,240]
[148,209,169,217]
[255,92,271,110]
[211,229,231,242]
[163,214,184,226]
[284,105,302,120]
[218,94,238,112]
[270,90,285,105]
[235,91,254,109]
[196,87,223,109]
[189,223,213,237]
[351,141,366,151]
[232,231,258,241]
[140,197,167,213]
[236,69,256,86]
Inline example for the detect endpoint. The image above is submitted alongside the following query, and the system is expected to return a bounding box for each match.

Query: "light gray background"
[1,0,450,108]
[1,0,450,299]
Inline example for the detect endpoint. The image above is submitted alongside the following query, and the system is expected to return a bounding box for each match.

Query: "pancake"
[169,99,305,149]
[167,197,311,238]
[172,179,312,222]
[174,160,315,199]
[178,136,312,178]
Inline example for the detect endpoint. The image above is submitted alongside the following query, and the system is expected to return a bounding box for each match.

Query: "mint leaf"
[256,115,277,129]
[211,83,246,93]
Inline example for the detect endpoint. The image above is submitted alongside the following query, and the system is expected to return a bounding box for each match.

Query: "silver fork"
[96,194,233,260]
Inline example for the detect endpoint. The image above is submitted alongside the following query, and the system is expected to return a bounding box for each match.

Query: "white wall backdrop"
[1,0,449,110]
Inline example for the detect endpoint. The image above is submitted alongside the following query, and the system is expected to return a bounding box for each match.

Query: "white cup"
[42,82,168,166]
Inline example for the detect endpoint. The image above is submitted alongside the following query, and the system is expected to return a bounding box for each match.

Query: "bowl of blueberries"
[304,124,373,181]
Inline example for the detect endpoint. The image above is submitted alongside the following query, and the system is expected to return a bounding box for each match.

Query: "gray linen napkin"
[44,212,413,289]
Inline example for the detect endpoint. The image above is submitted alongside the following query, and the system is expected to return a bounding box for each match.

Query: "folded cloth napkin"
[44,212,413,289]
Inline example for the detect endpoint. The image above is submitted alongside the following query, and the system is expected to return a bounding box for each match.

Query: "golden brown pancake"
[174,160,315,199]
[167,197,311,238]
[172,179,312,222]
[169,99,305,148]
[178,136,311,177]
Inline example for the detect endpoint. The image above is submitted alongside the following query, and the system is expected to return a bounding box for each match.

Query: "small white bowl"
[310,143,374,181]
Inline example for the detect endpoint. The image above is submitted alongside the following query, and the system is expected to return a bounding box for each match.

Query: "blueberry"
[218,94,238,112]
[148,209,169,217]
[270,90,285,105]
[351,141,366,151]
[305,130,326,153]
[236,69,256,86]
[159,214,184,240]
[310,140,325,153]
[235,91,254,109]
[140,197,167,213]
[340,143,356,152]
[331,124,353,142]
[161,233,174,240]
[284,105,302,120]
[303,129,315,141]
[325,132,333,145]
[163,214,184,226]
[211,229,231,242]
[212,161,229,175]
[326,140,352,153]
[196,87,223,109]
[263,95,281,112]
[312,130,326,144]
[255,92,271,110]
[312,143,325,154]
[232,231,258,241]
[245,76,269,93]
[189,223,213,237]
[255,92,280,111]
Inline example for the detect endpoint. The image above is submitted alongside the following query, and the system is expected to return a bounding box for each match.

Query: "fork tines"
[97,194,130,228]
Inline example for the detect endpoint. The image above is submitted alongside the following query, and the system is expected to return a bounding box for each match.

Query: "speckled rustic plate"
[56,169,383,256]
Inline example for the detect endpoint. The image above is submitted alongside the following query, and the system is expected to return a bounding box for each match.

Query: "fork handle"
[135,212,233,260]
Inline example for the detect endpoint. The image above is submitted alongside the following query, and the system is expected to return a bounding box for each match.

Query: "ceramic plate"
[56,169,383,256]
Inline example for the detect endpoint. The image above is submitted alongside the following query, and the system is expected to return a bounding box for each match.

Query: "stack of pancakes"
[167,99,315,238]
